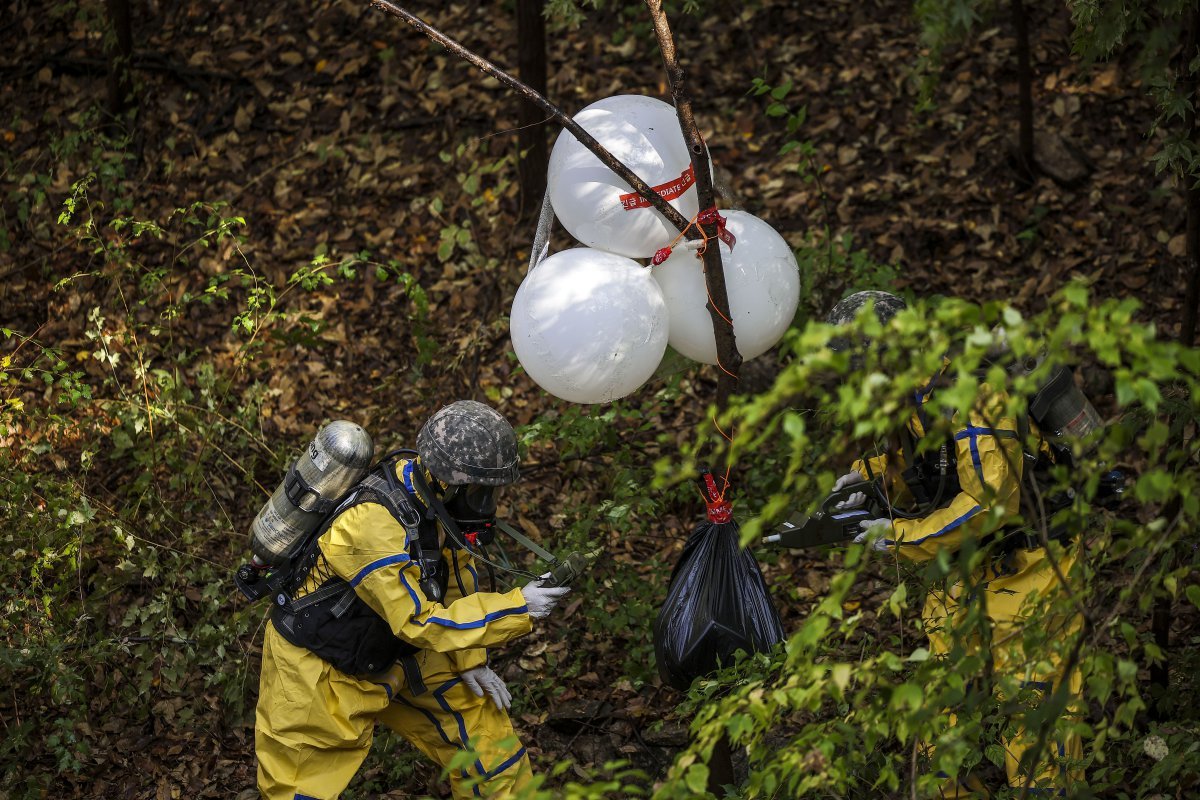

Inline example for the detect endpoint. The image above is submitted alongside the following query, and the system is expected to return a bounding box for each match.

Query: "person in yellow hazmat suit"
[826,292,1082,798]
[254,400,570,799]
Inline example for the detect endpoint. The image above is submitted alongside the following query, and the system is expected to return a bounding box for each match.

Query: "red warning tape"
[619,164,697,210]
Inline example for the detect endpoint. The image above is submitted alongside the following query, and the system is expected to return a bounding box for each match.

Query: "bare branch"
[370,0,691,233]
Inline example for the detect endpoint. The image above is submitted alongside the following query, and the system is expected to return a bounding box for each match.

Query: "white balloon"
[511,248,669,404]
[548,95,698,259]
[652,210,800,365]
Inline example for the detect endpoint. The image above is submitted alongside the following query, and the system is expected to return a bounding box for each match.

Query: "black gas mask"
[442,483,499,547]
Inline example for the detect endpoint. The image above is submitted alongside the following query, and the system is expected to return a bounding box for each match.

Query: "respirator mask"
[442,483,499,546]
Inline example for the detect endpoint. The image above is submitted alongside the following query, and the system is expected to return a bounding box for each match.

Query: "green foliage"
[646,285,1200,797]
[913,0,998,60]
[1069,0,1199,180]
[0,115,435,794]
[910,0,1002,110]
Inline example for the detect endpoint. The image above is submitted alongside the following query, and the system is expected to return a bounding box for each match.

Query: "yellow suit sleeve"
[888,385,1024,562]
[444,545,490,673]
[853,448,913,507]
[318,503,533,652]
[853,453,886,480]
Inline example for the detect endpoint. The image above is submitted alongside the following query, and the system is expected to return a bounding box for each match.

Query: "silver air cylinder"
[1029,365,1103,442]
[250,420,374,565]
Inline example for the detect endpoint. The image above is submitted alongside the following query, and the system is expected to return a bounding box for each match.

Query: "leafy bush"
[647,286,1200,798]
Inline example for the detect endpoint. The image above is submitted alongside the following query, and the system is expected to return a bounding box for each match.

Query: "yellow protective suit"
[255,460,534,800]
[853,378,1082,798]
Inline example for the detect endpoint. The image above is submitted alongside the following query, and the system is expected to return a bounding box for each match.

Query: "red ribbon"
[697,207,736,250]
[703,472,732,524]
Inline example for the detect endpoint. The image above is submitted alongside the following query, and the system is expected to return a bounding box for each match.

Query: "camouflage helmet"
[417,400,520,486]
[826,291,907,352]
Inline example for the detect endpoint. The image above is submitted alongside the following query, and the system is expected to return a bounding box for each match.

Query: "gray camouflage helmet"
[826,291,907,352]
[417,400,520,486]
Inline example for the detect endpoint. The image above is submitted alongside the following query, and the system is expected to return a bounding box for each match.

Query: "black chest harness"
[861,389,963,521]
[254,456,447,686]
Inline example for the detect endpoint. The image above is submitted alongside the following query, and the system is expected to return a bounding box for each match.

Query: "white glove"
[521,574,570,620]
[833,470,867,510]
[853,518,893,551]
[460,665,512,711]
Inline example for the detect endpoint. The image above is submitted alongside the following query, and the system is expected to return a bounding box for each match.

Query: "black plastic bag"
[654,476,785,690]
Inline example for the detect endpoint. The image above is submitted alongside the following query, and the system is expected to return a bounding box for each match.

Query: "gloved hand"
[853,518,893,552]
[832,469,867,510]
[521,574,570,620]
[460,665,512,711]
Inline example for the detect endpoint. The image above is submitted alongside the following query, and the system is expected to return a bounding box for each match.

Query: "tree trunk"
[1010,0,1035,176]
[1150,2,1200,721]
[516,0,548,220]
[105,0,134,125]
[1184,125,1200,350]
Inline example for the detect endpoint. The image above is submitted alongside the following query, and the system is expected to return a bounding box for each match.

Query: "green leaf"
[887,582,908,617]
[891,682,923,710]
[831,663,851,691]
[1186,584,1200,611]
[684,763,710,794]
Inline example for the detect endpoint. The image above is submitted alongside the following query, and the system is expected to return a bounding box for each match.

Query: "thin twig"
[910,735,919,800]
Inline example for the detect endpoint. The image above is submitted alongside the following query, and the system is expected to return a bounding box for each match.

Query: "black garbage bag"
[654,473,785,690]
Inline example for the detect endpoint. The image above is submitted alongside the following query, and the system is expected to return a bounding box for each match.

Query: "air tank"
[1028,364,1103,442]
[249,420,374,565]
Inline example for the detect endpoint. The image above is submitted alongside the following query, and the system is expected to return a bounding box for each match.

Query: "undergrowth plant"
[0,121,432,796]
[646,285,1200,798]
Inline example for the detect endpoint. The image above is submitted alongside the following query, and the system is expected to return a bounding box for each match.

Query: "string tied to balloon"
[696,207,736,253]
[647,207,737,268]
[697,410,738,523]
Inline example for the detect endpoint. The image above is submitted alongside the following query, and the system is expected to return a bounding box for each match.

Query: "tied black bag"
[654,474,785,690]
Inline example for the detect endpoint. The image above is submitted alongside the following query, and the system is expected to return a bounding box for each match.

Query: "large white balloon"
[652,210,800,364]
[511,248,669,404]
[548,95,698,259]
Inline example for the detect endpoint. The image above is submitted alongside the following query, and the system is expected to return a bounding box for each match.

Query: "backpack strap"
[273,458,422,611]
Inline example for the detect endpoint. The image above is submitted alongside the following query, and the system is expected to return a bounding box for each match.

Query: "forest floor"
[1,0,1193,797]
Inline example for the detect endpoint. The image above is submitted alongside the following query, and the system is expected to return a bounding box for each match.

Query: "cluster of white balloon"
[510,95,801,404]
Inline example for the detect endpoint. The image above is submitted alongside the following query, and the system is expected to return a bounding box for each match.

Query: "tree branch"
[645,0,742,408]
[369,0,691,233]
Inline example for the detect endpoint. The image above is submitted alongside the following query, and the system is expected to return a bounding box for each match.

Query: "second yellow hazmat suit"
[852,375,1082,798]
[255,457,535,800]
